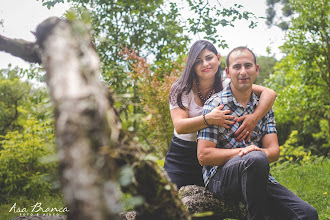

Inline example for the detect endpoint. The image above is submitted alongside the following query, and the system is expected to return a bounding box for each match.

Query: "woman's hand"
[206,104,235,129]
[234,114,258,141]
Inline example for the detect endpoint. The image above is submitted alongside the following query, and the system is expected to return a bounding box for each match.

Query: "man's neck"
[230,84,252,108]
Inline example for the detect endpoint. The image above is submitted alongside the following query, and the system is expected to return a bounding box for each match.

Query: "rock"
[179,185,247,220]
[119,211,136,220]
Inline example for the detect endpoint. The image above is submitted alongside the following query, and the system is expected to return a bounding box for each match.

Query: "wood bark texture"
[36,17,122,220]
[0,34,40,63]
[2,17,191,220]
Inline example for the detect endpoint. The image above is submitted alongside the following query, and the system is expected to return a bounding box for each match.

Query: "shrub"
[275,130,311,164]
[121,48,184,156]
[0,117,57,201]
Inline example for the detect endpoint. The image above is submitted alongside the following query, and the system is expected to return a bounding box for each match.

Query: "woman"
[164,40,277,189]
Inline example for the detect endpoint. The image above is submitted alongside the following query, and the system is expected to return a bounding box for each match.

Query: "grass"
[270,157,329,220]
[0,157,328,220]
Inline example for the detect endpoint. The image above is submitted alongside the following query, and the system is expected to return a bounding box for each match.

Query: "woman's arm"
[235,85,277,141]
[171,105,235,134]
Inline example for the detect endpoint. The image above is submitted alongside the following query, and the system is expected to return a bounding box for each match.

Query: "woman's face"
[193,49,221,81]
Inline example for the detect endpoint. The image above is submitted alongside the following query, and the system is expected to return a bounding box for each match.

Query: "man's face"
[225,49,259,92]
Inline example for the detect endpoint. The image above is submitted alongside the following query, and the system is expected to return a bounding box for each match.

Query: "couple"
[164,40,318,219]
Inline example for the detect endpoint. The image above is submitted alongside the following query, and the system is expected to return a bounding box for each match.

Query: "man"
[197,47,318,220]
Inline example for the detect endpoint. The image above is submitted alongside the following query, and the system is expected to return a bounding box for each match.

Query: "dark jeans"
[207,151,318,220]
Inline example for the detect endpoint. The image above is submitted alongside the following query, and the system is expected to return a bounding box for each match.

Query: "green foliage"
[271,157,330,219]
[254,56,277,86]
[0,67,31,136]
[311,120,330,156]
[38,0,258,152]
[276,130,311,164]
[121,49,184,155]
[0,66,58,202]
[69,0,188,90]
[0,117,56,201]
[266,0,329,156]
[61,0,191,142]
[37,0,66,9]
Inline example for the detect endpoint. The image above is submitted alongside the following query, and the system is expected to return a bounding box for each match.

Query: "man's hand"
[234,114,258,141]
[238,145,265,157]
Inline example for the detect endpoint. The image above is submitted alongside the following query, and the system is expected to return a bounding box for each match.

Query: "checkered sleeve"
[263,108,277,134]
[197,97,220,144]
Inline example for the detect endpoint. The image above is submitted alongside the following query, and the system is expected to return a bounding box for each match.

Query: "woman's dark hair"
[170,40,223,109]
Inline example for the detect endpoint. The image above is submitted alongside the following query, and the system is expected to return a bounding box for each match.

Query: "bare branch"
[0,34,41,64]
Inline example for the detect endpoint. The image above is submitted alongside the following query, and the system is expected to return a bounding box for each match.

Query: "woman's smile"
[202,67,212,72]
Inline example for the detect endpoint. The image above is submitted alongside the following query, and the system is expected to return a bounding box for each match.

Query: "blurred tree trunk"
[0,17,190,220]
[36,17,123,220]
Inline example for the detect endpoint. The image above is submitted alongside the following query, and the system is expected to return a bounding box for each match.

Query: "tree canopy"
[266,0,329,156]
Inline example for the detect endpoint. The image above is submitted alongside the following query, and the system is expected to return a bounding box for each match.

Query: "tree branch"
[0,34,41,64]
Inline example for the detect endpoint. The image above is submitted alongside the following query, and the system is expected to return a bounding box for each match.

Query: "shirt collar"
[224,83,259,108]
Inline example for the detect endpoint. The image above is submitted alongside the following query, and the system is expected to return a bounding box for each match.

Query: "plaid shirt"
[197,83,277,186]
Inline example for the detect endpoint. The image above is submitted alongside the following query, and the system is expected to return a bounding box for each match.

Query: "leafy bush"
[121,48,184,156]
[0,67,32,136]
[310,119,330,156]
[276,130,311,164]
[0,117,57,201]
[274,121,329,166]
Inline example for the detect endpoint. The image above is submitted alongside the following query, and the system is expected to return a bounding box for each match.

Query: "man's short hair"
[226,46,257,67]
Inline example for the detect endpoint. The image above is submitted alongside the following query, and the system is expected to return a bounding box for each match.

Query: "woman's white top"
[169,79,230,142]
[170,90,203,142]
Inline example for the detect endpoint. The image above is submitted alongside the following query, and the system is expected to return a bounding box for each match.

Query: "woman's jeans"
[207,151,318,220]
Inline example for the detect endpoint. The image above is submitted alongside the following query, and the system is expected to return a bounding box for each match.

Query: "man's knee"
[243,151,269,168]
[301,204,318,220]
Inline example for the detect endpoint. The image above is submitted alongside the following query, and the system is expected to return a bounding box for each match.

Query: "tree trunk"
[1,17,190,220]
[36,17,122,220]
